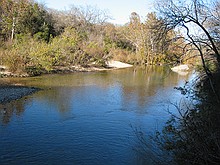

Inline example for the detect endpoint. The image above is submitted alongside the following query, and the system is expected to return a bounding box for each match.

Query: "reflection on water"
[0,66,192,165]
[0,99,27,124]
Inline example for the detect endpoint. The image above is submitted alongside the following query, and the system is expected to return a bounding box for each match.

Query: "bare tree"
[154,3,220,163]
[157,0,220,69]
[156,0,220,100]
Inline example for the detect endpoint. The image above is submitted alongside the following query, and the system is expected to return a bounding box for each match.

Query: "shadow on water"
[0,66,194,165]
[144,72,220,165]
[0,99,27,125]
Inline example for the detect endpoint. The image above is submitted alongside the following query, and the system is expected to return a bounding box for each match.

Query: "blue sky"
[37,0,154,24]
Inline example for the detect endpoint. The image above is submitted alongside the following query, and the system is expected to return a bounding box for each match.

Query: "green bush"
[0,38,30,73]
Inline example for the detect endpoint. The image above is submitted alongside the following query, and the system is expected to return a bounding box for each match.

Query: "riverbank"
[0,60,133,77]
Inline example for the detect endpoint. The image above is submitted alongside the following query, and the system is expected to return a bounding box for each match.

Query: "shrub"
[110,48,135,64]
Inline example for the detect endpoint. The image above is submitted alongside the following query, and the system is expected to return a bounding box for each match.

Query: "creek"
[0,66,193,165]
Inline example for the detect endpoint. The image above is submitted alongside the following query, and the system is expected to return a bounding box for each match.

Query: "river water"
[0,66,193,165]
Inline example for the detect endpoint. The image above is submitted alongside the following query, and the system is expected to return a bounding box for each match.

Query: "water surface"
[0,66,192,165]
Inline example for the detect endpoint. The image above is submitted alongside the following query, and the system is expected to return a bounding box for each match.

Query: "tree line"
[0,0,187,76]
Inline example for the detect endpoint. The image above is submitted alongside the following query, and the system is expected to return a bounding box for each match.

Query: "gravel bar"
[0,86,40,104]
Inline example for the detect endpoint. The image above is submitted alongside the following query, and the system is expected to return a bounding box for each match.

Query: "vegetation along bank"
[0,0,195,77]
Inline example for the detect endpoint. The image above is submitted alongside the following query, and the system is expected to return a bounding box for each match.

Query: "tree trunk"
[11,17,15,41]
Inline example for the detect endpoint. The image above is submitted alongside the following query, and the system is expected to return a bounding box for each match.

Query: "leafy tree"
[121,11,182,65]
[16,1,54,42]
[121,12,148,64]
[0,0,19,41]
[0,0,54,42]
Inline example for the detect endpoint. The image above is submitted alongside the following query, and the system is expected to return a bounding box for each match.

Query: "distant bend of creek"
[0,66,194,165]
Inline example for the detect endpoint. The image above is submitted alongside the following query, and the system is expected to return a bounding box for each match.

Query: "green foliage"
[0,0,55,42]
[83,41,107,67]
[103,35,134,52]
[110,48,136,64]
[27,27,82,73]
[0,27,82,75]
[17,2,51,39]
[0,48,24,72]
[0,42,29,73]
